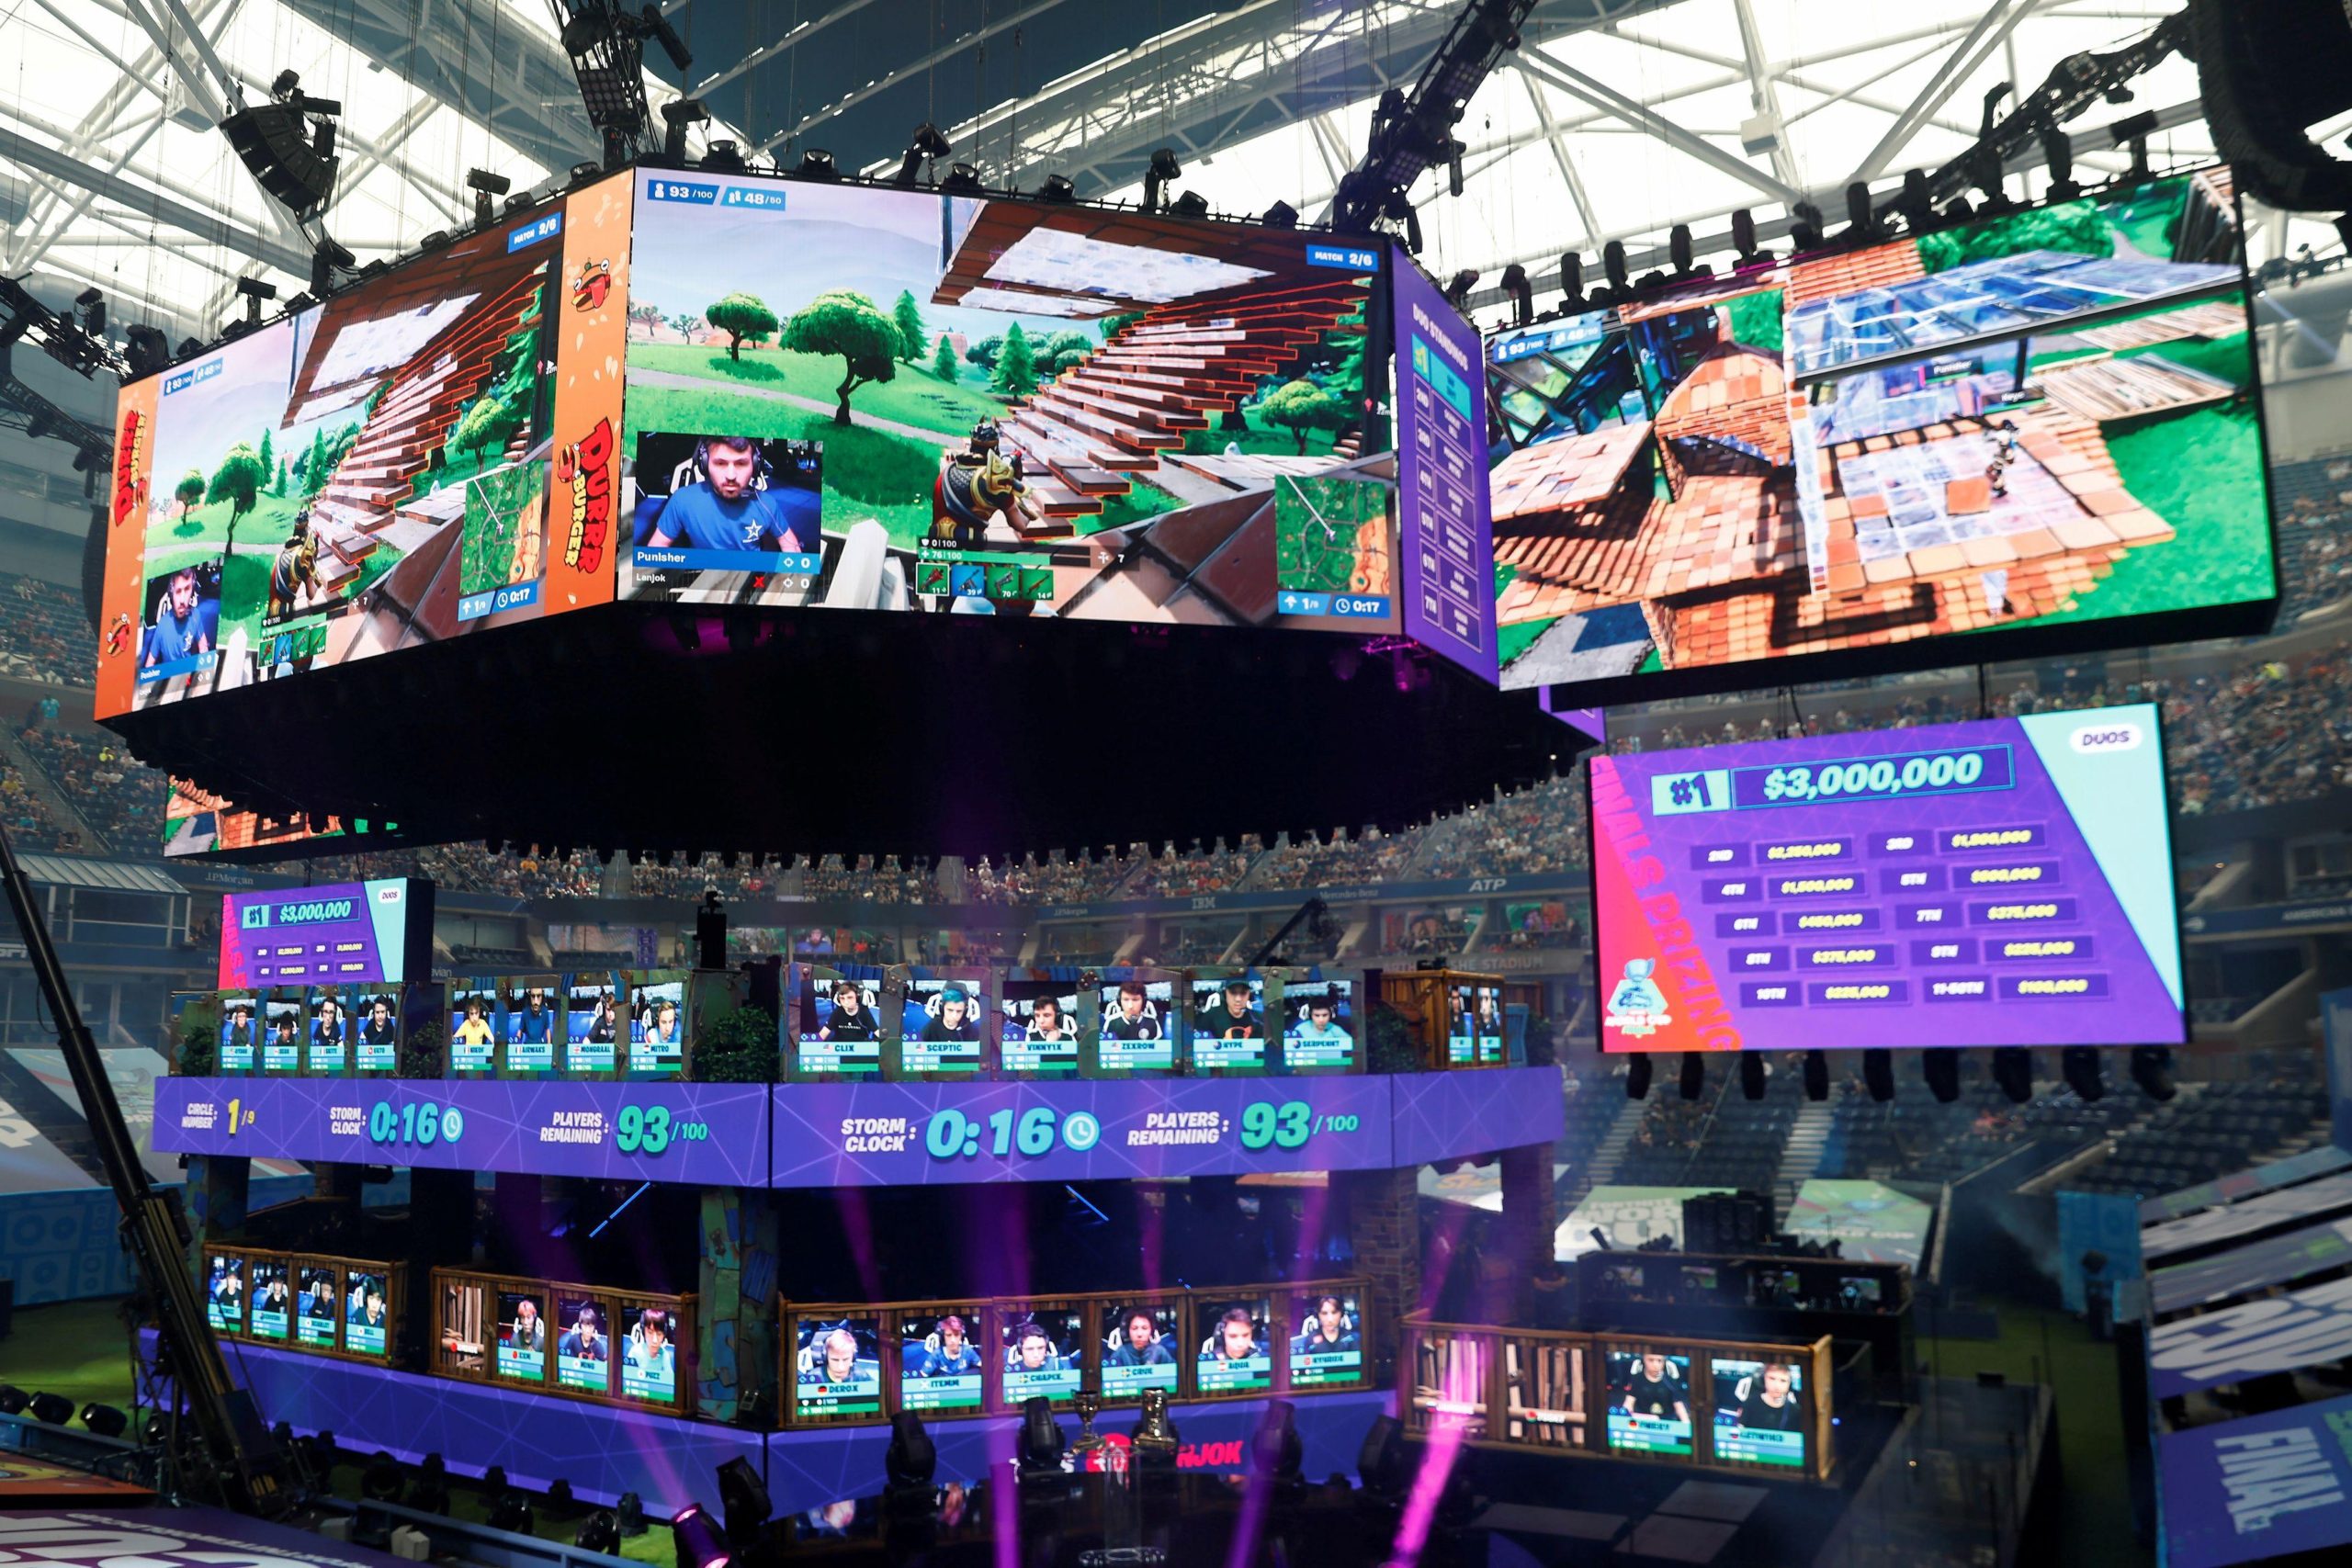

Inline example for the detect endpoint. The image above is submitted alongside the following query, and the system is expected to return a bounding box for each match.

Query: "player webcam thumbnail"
[628,432,823,603]
[136,560,221,685]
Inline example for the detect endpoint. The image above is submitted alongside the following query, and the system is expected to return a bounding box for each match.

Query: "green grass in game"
[457,461,548,597]
[1274,475,1385,596]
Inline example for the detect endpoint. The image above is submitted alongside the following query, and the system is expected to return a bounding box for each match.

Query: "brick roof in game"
[1490,422,1652,524]
[1654,343,1791,468]
[1785,239,1925,308]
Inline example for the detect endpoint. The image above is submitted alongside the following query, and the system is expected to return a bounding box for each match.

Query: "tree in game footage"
[783,289,902,425]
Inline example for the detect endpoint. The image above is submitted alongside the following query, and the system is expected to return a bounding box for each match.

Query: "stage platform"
[153,1068,1565,1186]
[145,1332,1390,1517]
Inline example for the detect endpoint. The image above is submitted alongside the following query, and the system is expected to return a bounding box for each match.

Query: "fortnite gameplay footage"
[1487,170,2274,698]
[619,175,1395,626]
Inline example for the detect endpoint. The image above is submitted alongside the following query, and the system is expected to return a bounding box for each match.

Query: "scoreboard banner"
[1591,704,2185,1052]
[2162,1392,2352,1568]
[153,1077,769,1186]
[1393,250,1498,682]
[219,878,425,987]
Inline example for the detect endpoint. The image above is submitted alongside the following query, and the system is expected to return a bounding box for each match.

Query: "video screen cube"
[1487,170,2274,702]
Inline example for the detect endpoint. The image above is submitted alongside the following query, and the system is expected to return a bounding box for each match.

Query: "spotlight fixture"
[1730,209,1768,268]
[548,1479,573,1506]
[1992,1047,2033,1104]
[1895,169,1936,234]
[701,141,746,175]
[73,287,105,337]
[1560,250,1585,306]
[893,121,953,187]
[1170,190,1211,220]
[576,1511,620,1555]
[616,1493,647,1537]
[1442,269,1480,310]
[1498,264,1532,326]
[1625,1052,1652,1100]
[2062,1046,2106,1103]
[794,148,841,180]
[1261,198,1298,229]
[220,71,342,219]
[1678,1051,1704,1101]
[661,98,711,164]
[27,1391,74,1426]
[1840,181,1883,246]
[482,1463,508,1496]
[77,1403,128,1438]
[1803,1049,1828,1101]
[123,324,171,377]
[1739,1052,1766,1101]
[488,1495,533,1536]
[0,1384,29,1415]
[467,167,511,228]
[1357,1415,1410,1500]
[1668,223,1700,277]
[885,1411,936,1490]
[1037,173,1077,204]
[1602,239,1630,294]
[716,1456,771,1549]
[940,163,986,196]
[2129,1045,2177,1102]
[1016,1395,1065,1476]
[176,335,204,358]
[1251,1399,1303,1483]
[671,1506,729,1568]
[361,1452,404,1502]
[2040,121,2081,202]
[1862,1048,1894,1103]
[1923,1050,1962,1104]
[235,276,277,326]
[1789,200,1826,252]
[1143,147,1182,212]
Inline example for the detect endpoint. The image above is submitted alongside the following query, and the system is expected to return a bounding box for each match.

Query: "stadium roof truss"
[2,0,2344,346]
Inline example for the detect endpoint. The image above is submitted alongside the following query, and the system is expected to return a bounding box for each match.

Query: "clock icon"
[964,1131,981,1158]
[1061,1111,1101,1153]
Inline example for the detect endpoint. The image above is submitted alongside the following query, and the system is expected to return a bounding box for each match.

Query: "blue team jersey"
[145,606,207,664]
[653,482,817,554]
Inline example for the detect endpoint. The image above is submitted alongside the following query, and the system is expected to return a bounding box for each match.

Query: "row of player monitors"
[1578,1253,1913,1316]
[1402,1321,1836,1483]
[782,1280,1375,1428]
[175,968,1514,1079]
[202,1250,401,1366]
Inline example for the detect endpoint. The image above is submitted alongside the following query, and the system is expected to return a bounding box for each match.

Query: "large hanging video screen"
[617,172,1395,630]
[96,177,633,718]
[1488,170,2274,701]
[1589,704,2186,1052]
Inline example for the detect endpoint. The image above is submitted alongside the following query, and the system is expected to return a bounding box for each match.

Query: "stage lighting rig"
[1038,174,1077,204]
[716,1456,771,1549]
[669,1505,729,1568]
[1170,190,1212,220]
[468,168,512,228]
[1838,181,1887,247]
[1261,199,1298,229]
[576,1512,620,1555]
[893,122,953,187]
[1862,1049,1894,1102]
[940,163,986,197]
[220,70,342,220]
[1329,0,1538,234]
[702,141,747,175]
[549,1,692,169]
[1788,201,1826,253]
[1442,269,1480,310]
[2130,1045,2177,1101]
[659,97,710,164]
[2039,121,2081,203]
[1498,264,1532,325]
[1923,1051,1962,1104]
[2062,1046,2106,1102]
[1992,1047,2034,1105]
[1894,171,1937,235]
[235,276,277,329]
[1559,251,1585,307]
[1143,148,1182,213]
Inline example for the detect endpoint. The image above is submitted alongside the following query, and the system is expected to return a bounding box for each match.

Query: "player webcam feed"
[1100,1303,1180,1402]
[250,1258,291,1341]
[262,996,304,1073]
[629,975,687,1076]
[795,1315,885,1419]
[619,1303,681,1404]
[1445,986,1502,1066]
[998,1304,1086,1407]
[1838,1275,1885,1311]
[449,983,499,1073]
[498,1289,549,1382]
[621,172,1390,628]
[1711,1358,1808,1469]
[108,209,573,716]
[998,977,1082,1076]
[136,561,221,686]
[1196,1296,1274,1395]
[1287,1291,1364,1389]
[626,432,823,604]
[1487,170,2272,702]
[1283,978,1357,1071]
[1188,976,1268,1072]
[354,991,400,1073]
[899,1307,987,1416]
[220,995,258,1071]
[567,974,622,1073]
[297,1264,340,1348]
[1097,976,1175,1074]
[1590,705,2187,1053]
[797,971,884,1076]
[900,976,987,1076]
[556,1295,611,1393]
[205,1253,245,1332]
[307,987,347,1074]
[504,978,560,1072]
[345,1270,390,1358]
[1607,1347,1695,1457]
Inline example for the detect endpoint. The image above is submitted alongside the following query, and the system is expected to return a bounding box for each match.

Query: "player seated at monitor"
[1006,1322,1065,1373]
[801,1326,877,1386]
[560,1305,606,1362]
[1103,982,1159,1041]
[350,1285,387,1330]
[627,1310,674,1383]
[142,568,213,669]
[312,998,344,1045]
[1620,1349,1689,1423]
[1290,1295,1359,1354]
[1203,1308,1263,1363]
[512,987,556,1044]
[1197,979,1263,1040]
[358,998,396,1047]
[586,993,619,1043]
[1293,998,1351,1042]
[508,1298,546,1351]
[819,980,877,1041]
[1109,1309,1174,1368]
[1021,996,1073,1042]
[645,436,818,554]
[641,998,682,1045]
[224,1003,254,1050]
[1734,1363,1801,1431]
[454,998,494,1049]
[915,1314,982,1377]
[921,986,979,1042]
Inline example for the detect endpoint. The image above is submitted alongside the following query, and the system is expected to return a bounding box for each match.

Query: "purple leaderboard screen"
[1590,704,2185,1053]
[220,877,429,987]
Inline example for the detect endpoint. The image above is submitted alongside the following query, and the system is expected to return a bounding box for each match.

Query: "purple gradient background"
[1393,252,1498,682]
